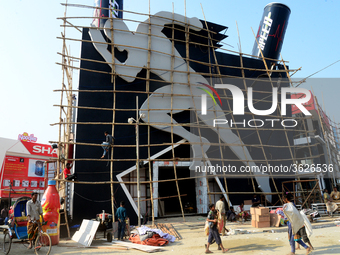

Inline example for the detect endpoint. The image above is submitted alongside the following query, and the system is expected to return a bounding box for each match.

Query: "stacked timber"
[156,223,182,240]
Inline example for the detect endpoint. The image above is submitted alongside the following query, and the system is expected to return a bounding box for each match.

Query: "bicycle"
[33,221,52,255]
[2,220,52,255]
[3,226,12,255]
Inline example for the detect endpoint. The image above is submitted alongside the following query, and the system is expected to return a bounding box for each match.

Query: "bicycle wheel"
[34,232,51,255]
[3,231,11,255]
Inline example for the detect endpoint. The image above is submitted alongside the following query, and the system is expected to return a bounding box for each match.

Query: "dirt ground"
[4,216,340,255]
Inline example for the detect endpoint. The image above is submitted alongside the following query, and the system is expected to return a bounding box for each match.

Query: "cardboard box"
[251,220,256,227]
[244,200,252,205]
[250,207,256,215]
[255,207,269,216]
[270,213,281,227]
[256,215,270,222]
[255,221,270,228]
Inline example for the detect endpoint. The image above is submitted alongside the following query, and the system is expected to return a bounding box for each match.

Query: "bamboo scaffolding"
[313,95,338,186]
[55,2,73,238]
[48,152,326,162]
[53,2,338,225]
[57,2,293,63]
[56,33,291,79]
[200,5,232,205]
[56,62,299,93]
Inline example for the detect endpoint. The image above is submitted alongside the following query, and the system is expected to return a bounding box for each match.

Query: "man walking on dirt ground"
[205,203,229,253]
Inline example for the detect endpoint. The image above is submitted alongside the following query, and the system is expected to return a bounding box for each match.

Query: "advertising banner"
[0,140,58,198]
[21,141,58,158]
[0,156,49,198]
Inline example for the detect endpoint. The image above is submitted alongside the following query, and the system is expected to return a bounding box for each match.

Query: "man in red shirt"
[63,163,77,181]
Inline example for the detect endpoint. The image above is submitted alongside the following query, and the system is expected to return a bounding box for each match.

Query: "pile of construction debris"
[128,223,181,245]
[110,223,182,253]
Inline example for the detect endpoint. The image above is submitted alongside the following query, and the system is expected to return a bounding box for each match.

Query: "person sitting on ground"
[26,192,45,249]
[116,201,129,240]
[235,203,249,221]
[226,206,236,222]
[63,163,77,181]
[101,131,114,158]
[205,203,229,254]
[324,189,338,216]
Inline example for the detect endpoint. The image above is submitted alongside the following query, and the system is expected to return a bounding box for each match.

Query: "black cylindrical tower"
[92,0,124,28]
[251,3,290,62]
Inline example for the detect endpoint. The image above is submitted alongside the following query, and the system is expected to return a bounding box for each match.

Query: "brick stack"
[251,207,270,228]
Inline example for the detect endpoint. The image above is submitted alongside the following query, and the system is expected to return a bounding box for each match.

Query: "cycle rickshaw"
[1,196,51,255]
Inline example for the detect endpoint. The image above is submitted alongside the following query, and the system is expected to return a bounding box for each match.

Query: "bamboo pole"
[109,13,117,223]
[54,170,321,184]
[139,194,187,202]
[48,140,321,153]
[170,1,186,221]
[145,0,155,226]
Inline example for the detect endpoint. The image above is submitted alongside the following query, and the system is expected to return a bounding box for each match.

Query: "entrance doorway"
[158,166,196,215]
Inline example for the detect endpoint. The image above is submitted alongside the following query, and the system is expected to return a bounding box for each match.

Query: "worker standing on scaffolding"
[101,131,113,158]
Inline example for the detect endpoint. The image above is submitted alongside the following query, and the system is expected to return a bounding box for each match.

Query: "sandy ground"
[3,216,340,255]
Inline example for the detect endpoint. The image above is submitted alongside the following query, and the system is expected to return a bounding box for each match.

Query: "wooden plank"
[167,223,182,240]
[112,240,164,253]
[163,224,175,237]
[58,245,128,250]
[155,223,181,240]
[85,246,128,250]
[165,223,181,240]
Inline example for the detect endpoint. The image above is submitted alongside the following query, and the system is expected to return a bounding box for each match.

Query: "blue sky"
[0,0,339,144]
